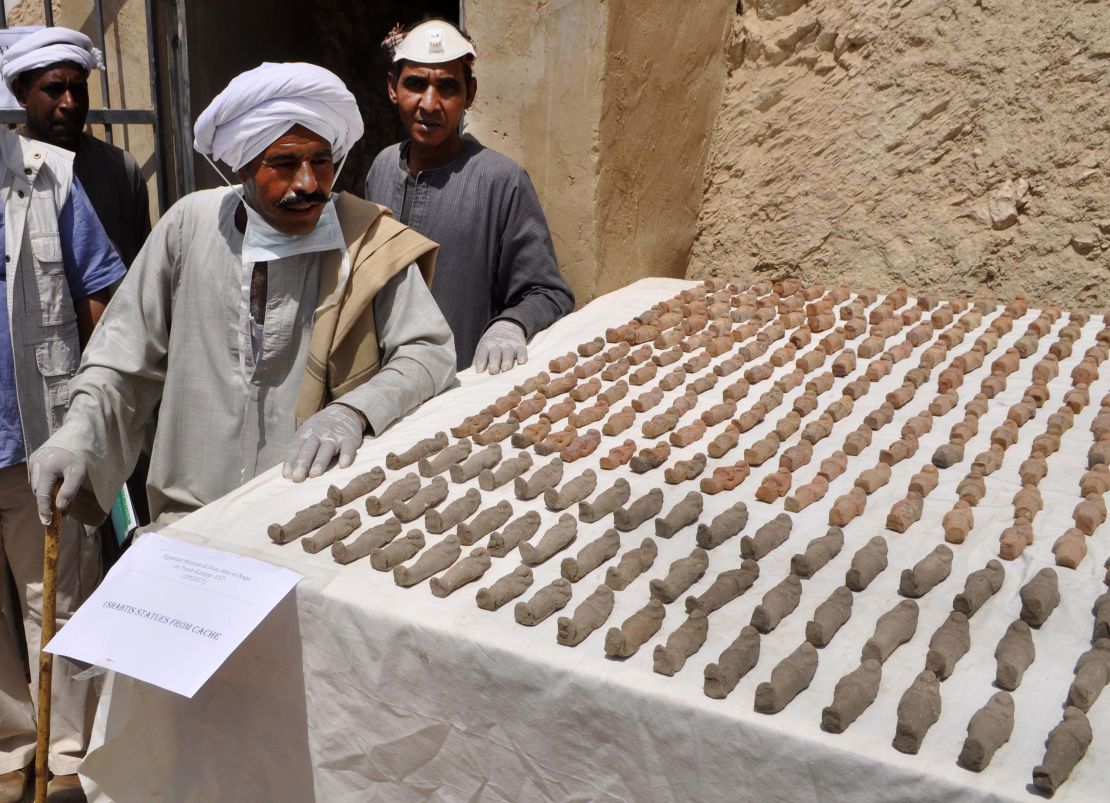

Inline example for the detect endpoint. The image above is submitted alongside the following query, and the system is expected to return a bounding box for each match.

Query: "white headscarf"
[193,62,364,172]
[0,26,103,90]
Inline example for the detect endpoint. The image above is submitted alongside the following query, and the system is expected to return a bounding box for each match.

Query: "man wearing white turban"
[3,25,150,267]
[28,63,456,532]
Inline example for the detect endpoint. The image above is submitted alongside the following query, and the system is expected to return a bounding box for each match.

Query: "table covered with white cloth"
[79,278,1109,802]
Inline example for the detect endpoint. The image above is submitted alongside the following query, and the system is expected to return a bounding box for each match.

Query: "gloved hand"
[473,320,528,375]
[283,403,367,483]
[29,446,87,525]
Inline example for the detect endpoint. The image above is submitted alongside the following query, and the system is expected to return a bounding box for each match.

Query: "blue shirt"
[0,177,127,468]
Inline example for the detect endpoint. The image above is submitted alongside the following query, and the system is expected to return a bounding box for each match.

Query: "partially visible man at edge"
[8,26,155,532]
[29,62,455,532]
[365,19,574,374]
[8,26,150,267]
[0,32,126,800]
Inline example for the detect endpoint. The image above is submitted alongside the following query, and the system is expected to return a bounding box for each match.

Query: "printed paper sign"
[46,533,301,698]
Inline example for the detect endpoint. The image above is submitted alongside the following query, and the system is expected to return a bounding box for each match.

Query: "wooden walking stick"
[35,485,61,803]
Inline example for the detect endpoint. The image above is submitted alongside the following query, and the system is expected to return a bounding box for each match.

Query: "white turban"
[193,62,364,172]
[0,26,103,91]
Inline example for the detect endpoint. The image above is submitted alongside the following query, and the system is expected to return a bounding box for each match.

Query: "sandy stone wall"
[466,0,733,306]
[687,0,1110,309]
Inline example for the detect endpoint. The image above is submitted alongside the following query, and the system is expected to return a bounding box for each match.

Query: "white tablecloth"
[81,279,1109,802]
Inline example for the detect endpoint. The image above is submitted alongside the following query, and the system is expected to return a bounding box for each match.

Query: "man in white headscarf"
[29,62,455,529]
[2,26,150,267]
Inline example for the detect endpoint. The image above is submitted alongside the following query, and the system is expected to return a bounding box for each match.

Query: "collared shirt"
[365,136,575,368]
[0,176,125,468]
[48,186,455,521]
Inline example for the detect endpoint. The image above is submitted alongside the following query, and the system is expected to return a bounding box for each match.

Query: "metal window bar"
[0,0,169,213]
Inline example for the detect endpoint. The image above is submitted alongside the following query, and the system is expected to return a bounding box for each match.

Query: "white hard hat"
[393,20,476,64]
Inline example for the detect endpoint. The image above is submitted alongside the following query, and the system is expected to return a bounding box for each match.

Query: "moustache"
[276,190,329,208]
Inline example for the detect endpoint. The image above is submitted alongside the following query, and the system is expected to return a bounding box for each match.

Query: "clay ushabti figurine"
[515,458,564,500]
[695,501,748,549]
[957,691,1015,772]
[370,530,426,571]
[605,599,666,658]
[953,559,1004,617]
[943,501,974,544]
[664,453,707,484]
[1094,592,1110,641]
[448,442,506,479]
[846,536,888,591]
[605,538,658,590]
[544,469,598,511]
[426,488,482,534]
[556,584,615,646]
[806,586,853,648]
[394,534,462,587]
[430,547,491,597]
[561,529,621,582]
[301,509,361,554]
[828,487,867,527]
[614,488,664,532]
[1020,568,1060,627]
[560,429,601,462]
[418,439,472,478]
[363,472,423,516]
[885,492,924,533]
[474,421,519,447]
[899,544,953,597]
[599,439,636,470]
[579,478,631,523]
[861,599,919,663]
[476,565,534,611]
[513,371,549,396]
[487,511,543,558]
[451,413,492,440]
[892,670,942,754]
[512,420,551,448]
[751,575,803,633]
[653,610,709,676]
[548,352,577,373]
[995,619,1036,691]
[542,399,576,425]
[925,611,971,680]
[740,512,792,560]
[515,578,573,626]
[791,526,843,578]
[602,408,636,438]
[821,658,882,733]
[332,518,402,564]
[655,491,704,538]
[569,402,609,429]
[755,470,792,502]
[1066,639,1110,712]
[754,642,818,714]
[509,394,547,422]
[268,499,336,545]
[630,441,671,473]
[685,560,759,614]
[703,626,761,699]
[457,500,513,546]
[327,467,386,505]
[632,387,664,413]
[700,463,750,494]
[785,475,829,512]
[542,373,576,398]
[393,476,449,523]
[649,548,709,603]
[578,336,604,357]
[1032,707,1092,796]
[478,452,533,491]
[519,513,578,566]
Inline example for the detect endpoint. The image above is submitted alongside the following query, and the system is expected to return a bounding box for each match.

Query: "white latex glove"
[29,446,87,525]
[283,404,367,483]
[473,320,528,375]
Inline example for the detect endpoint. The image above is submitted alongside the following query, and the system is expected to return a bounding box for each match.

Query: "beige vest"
[295,192,437,425]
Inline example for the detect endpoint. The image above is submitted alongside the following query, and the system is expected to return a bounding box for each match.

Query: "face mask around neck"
[240,196,344,264]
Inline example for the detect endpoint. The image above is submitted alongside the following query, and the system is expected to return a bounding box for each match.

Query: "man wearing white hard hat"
[366,19,574,374]
[29,62,455,531]
[0,26,129,803]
